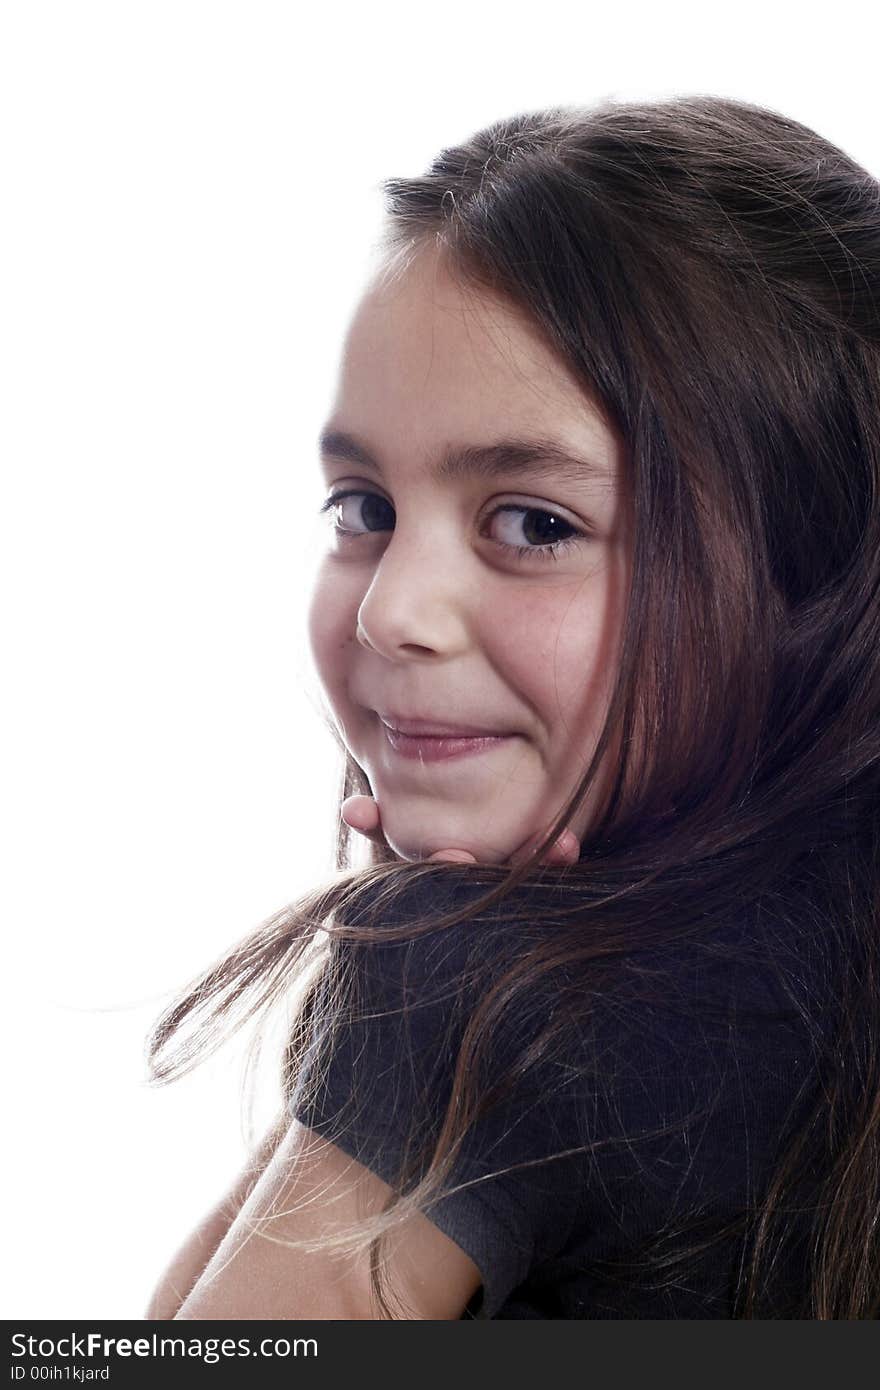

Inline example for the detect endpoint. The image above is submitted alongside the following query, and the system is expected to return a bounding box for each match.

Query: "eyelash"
[317,489,587,564]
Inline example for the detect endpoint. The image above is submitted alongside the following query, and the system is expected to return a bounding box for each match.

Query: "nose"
[355,528,471,660]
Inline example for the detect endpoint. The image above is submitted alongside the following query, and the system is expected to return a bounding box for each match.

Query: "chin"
[386,827,505,866]
[384,833,449,863]
[372,792,533,865]
[374,816,462,864]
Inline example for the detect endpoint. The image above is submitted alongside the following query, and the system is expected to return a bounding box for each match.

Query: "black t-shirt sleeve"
[287,871,836,1319]
[287,871,589,1319]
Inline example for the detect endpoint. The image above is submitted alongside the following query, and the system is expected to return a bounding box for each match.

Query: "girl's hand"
[341,795,580,866]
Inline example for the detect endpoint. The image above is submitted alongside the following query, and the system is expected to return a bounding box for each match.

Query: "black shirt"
[288,869,833,1318]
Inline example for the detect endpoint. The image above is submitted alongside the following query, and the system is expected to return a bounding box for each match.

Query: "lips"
[381,724,514,763]
[377,712,511,738]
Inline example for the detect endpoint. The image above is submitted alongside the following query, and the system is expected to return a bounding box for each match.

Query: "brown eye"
[319,490,394,535]
[485,504,588,562]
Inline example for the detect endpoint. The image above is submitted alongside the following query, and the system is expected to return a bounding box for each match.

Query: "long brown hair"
[145,94,880,1319]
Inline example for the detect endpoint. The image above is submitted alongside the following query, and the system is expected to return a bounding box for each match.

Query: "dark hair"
[145,93,880,1318]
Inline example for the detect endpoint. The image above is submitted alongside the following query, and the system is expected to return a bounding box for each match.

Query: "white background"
[2,0,877,1319]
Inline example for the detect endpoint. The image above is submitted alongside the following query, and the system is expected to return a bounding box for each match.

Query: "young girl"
[144,93,880,1320]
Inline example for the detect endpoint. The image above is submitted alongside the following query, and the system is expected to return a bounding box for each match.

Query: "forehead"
[326,246,621,483]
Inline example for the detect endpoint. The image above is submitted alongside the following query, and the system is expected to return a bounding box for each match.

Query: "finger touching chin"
[425,849,478,864]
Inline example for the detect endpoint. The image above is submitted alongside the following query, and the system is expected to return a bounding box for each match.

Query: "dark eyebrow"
[317,427,611,487]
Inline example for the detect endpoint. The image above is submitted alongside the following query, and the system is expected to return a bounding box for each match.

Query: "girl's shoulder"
[328,867,845,1120]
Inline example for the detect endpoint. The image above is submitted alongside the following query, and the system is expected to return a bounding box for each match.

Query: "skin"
[149,267,631,1325]
[308,243,632,867]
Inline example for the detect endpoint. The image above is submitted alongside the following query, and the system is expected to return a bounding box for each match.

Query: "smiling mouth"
[380,724,515,763]
[377,713,513,738]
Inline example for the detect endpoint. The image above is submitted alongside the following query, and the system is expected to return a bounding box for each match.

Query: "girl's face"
[308,246,631,863]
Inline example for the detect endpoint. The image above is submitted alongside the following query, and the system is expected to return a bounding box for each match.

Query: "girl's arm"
[144,1113,289,1320]
[171,1117,482,1320]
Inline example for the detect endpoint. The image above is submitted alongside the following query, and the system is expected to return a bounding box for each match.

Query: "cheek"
[306,563,359,688]
[497,575,623,743]
[558,594,622,720]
